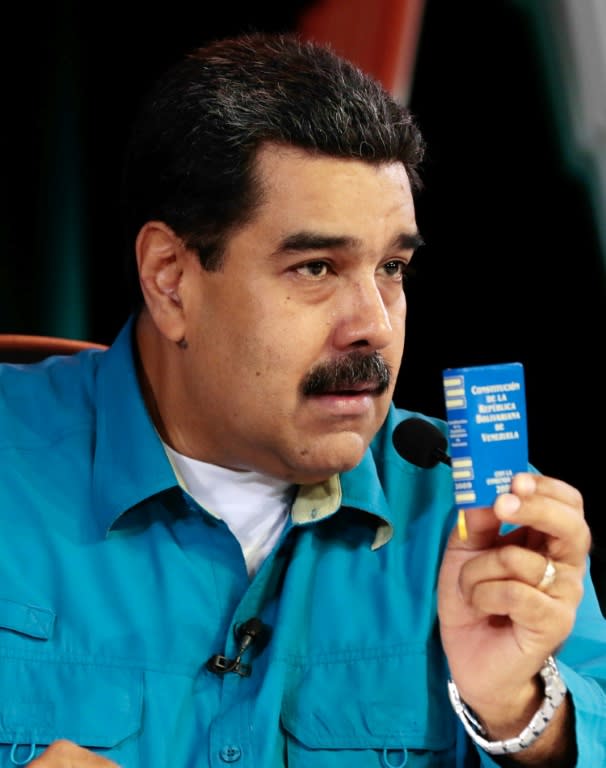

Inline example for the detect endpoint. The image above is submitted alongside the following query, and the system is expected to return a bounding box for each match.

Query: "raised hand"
[438,472,590,742]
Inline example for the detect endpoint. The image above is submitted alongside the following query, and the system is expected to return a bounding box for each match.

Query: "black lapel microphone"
[392,416,452,468]
[206,617,266,677]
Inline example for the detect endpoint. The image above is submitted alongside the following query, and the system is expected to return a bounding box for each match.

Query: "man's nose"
[333,279,396,351]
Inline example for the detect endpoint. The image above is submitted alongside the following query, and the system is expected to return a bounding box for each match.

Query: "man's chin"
[290,434,369,484]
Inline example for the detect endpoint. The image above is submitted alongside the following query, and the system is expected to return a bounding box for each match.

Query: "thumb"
[453,505,501,550]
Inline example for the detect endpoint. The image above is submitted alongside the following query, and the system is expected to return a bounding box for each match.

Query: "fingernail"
[512,473,536,496]
[495,492,521,517]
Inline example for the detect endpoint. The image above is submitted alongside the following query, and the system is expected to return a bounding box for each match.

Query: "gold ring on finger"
[537,557,557,591]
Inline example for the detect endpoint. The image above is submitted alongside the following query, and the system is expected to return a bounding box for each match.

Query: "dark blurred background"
[2,0,605,606]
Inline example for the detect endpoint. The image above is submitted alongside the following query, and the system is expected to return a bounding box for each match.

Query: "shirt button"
[219,745,242,762]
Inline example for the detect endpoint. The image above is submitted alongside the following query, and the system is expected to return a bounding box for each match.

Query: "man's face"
[177,146,420,483]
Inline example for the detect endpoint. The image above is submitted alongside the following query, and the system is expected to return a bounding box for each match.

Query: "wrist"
[468,678,542,740]
[447,656,568,756]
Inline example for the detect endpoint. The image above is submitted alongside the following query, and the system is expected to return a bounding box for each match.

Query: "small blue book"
[442,362,528,509]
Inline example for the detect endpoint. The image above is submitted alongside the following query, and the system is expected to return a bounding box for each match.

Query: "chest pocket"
[281,648,457,768]
[0,657,143,766]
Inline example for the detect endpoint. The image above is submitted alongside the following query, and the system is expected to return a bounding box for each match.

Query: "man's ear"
[136,221,187,343]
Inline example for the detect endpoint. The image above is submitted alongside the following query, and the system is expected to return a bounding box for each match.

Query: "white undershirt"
[164,444,294,577]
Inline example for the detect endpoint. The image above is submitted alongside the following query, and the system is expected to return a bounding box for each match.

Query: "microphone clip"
[206,653,252,677]
[206,617,266,678]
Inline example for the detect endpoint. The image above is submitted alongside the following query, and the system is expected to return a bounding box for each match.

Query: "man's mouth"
[318,381,381,397]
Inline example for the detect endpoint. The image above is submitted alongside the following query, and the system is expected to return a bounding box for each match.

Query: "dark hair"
[121,32,426,305]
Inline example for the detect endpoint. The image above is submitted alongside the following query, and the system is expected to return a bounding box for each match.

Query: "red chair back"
[0,334,108,363]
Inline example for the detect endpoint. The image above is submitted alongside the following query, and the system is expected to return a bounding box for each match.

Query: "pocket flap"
[0,658,142,747]
[281,648,455,751]
[0,599,55,640]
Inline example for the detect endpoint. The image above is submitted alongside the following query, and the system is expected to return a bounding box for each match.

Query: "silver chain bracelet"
[447,656,567,755]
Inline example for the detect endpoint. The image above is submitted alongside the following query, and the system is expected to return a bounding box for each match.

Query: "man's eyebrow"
[395,232,425,251]
[278,232,359,253]
[276,230,425,254]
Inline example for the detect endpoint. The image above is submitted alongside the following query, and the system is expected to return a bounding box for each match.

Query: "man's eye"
[296,261,329,278]
[382,260,409,279]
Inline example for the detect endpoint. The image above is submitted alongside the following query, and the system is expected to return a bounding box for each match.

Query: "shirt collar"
[291,406,409,550]
[92,316,179,534]
[92,316,403,547]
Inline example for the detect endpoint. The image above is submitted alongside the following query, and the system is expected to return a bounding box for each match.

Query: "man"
[0,33,604,768]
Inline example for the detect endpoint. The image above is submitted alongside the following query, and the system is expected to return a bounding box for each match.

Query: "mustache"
[301,351,392,396]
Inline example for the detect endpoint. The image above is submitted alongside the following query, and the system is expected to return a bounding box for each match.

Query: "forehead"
[251,145,416,232]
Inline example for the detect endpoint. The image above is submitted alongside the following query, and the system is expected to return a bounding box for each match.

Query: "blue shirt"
[0,316,604,768]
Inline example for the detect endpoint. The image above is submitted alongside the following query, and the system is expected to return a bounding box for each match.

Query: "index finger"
[511,472,584,512]
[494,473,591,565]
